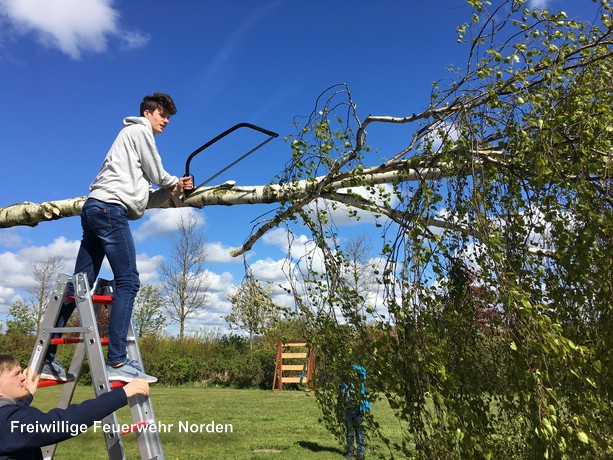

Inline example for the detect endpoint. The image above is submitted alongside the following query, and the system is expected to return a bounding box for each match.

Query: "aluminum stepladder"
[28,272,164,460]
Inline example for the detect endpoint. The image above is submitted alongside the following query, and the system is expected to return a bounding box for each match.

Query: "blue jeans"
[46,198,140,365]
[346,409,364,458]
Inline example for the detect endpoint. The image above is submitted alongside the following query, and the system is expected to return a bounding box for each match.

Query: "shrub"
[2,330,278,388]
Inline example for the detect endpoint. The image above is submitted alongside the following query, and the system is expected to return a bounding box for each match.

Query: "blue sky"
[0,0,595,334]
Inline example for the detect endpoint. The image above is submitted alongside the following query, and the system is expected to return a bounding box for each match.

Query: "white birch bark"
[0,166,443,229]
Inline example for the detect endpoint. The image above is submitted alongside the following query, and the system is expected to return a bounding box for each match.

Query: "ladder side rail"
[35,274,124,459]
[125,320,164,460]
[28,274,72,372]
[36,274,164,460]
[128,394,164,460]
[272,339,282,391]
[307,348,315,390]
[103,290,164,460]
[73,273,126,460]
[41,340,88,460]
[34,273,72,460]
[42,298,109,460]
[56,300,106,410]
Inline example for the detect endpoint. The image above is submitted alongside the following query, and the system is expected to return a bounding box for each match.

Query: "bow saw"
[183,122,279,197]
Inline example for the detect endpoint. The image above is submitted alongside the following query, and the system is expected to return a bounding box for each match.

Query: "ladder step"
[66,295,114,304]
[92,295,114,304]
[37,380,69,388]
[43,327,93,334]
[51,337,108,345]
[50,337,136,345]
[31,274,164,459]
[281,364,305,371]
[38,380,126,389]
[281,352,307,359]
[281,377,308,383]
[121,421,151,435]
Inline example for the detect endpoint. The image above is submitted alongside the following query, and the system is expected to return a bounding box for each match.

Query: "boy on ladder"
[41,92,192,384]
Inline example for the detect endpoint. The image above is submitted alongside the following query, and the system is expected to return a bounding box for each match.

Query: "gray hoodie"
[88,116,179,220]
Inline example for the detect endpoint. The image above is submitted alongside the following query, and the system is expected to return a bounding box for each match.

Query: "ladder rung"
[42,327,93,334]
[50,337,135,345]
[51,337,81,345]
[38,379,126,389]
[51,337,108,345]
[33,274,164,459]
[282,352,307,359]
[281,365,305,371]
[65,295,114,304]
[92,295,113,304]
[121,420,153,435]
[281,377,308,383]
[37,379,69,388]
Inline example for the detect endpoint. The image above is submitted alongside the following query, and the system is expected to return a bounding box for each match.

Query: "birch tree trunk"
[0,167,442,228]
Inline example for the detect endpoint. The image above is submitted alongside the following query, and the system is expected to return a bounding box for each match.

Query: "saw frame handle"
[184,122,279,180]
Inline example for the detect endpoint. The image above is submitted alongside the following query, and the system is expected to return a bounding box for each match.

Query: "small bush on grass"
[2,329,279,389]
[139,333,276,387]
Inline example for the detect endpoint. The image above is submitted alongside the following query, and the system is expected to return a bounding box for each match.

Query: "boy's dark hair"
[140,92,177,117]
[0,355,19,375]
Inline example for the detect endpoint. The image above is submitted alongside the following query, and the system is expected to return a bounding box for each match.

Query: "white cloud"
[207,270,235,293]
[0,0,148,59]
[529,0,552,9]
[424,120,460,152]
[262,227,313,255]
[133,208,205,242]
[250,257,288,284]
[173,270,236,334]
[135,252,164,285]
[0,231,25,248]
[17,236,79,264]
[0,237,78,290]
[306,183,399,227]
[206,241,243,263]
[0,237,79,314]
[262,227,294,252]
[119,29,149,50]
[0,236,170,315]
[0,286,18,314]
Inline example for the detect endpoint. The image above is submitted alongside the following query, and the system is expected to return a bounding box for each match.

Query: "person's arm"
[135,126,179,189]
[147,173,192,214]
[148,176,193,208]
[170,176,193,196]
[123,379,150,398]
[0,380,148,452]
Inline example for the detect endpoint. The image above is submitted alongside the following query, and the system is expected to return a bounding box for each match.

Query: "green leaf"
[543,418,553,435]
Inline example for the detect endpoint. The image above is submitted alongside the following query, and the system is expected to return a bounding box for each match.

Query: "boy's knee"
[114,274,140,294]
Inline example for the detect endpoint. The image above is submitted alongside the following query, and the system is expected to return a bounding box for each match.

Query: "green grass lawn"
[31,385,404,459]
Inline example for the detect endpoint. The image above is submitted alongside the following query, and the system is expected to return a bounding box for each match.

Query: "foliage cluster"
[225,276,284,349]
[3,1,613,458]
[273,1,613,458]
[0,318,308,390]
[140,333,274,387]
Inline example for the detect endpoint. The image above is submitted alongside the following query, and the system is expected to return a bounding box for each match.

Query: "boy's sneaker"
[40,360,74,381]
[106,359,158,384]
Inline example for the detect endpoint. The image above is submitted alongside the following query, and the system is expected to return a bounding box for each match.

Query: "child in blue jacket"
[340,365,370,459]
